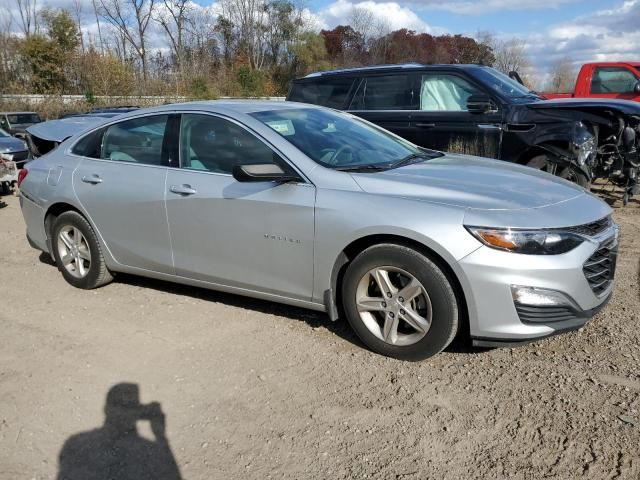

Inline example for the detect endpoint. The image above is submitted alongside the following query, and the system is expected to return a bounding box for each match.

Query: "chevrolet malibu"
[18,101,618,360]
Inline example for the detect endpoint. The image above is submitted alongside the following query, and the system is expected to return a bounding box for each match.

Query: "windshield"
[7,113,41,124]
[0,128,9,137]
[250,108,440,170]
[473,67,539,99]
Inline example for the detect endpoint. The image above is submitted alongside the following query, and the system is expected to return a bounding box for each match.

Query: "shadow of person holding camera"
[57,383,182,480]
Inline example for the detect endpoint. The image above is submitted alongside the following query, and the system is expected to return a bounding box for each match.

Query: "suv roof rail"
[304,63,425,78]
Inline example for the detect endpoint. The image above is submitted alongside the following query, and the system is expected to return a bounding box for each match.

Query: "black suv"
[288,63,640,200]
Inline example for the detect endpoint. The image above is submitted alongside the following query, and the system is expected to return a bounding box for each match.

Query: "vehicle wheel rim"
[57,226,91,279]
[355,266,432,346]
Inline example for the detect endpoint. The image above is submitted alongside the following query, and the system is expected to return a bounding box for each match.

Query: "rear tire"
[51,211,113,289]
[527,154,590,188]
[341,244,459,361]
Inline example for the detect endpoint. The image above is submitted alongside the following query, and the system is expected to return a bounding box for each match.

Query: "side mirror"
[467,94,496,114]
[232,163,300,183]
[634,81,640,94]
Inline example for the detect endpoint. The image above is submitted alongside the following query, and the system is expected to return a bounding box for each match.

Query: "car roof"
[300,63,489,79]
[583,62,640,68]
[0,111,39,115]
[113,100,318,117]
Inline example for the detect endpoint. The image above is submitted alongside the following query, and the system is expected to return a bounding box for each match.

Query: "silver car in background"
[18,101,618,360]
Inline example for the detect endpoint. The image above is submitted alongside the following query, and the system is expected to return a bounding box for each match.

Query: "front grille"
[583,238,618,296]
[566,216,612,237]
[515,304,580,323]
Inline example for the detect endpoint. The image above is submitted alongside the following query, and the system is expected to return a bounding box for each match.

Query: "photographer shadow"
[57,383,182,480]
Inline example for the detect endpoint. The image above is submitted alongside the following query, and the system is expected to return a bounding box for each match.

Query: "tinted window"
[251,108,439,169]
[349,75,415,110]
[289,78,354,108]
[100,115,168,164]
[471,67,537,99]
[72,127,107,158]
[592,67,638,93]
[179,114,281,174]
[420,74,482,111]
[7,113,41,124]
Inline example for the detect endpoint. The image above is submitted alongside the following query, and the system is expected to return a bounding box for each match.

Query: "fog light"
[510,285,578,308]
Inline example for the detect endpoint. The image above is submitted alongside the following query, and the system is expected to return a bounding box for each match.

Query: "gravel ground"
[0,192,639,479]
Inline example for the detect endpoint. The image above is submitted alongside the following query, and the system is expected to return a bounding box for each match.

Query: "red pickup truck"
[541,62,640,101]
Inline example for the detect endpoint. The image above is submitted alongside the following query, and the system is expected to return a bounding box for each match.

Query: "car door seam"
[163,169,176,272]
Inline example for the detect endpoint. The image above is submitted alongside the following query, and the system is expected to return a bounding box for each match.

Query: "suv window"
[289,78,354,108]
[179,114,281,174]
[350,75,415,110]
[420,74,482,111]
[7,113,41,124]
[592,67,638,93]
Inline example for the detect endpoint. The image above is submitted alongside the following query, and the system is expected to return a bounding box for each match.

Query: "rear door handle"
[415,123,436,128]
[170,184,197,195]
[81,174,102,184]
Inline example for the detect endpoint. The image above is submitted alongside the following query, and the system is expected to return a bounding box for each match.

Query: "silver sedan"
[18,101,618,360]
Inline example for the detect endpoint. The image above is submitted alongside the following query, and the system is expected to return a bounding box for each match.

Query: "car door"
[347,74,415,139]
[165,113,315,301]
[408,72,503,159]
[72,113,174,273]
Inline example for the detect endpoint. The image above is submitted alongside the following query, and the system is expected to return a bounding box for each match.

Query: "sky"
[5,0,639,79]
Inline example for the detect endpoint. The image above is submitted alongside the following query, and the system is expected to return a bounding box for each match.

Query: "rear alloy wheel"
[342,244,459,361]
[527,154,590,188]
[51,211,113,289]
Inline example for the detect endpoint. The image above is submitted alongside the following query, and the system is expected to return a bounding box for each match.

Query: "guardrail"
[0,94,286,105]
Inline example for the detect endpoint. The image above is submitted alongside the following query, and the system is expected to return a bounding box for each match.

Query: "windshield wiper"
[334,164,390,172]
[388,152,438,170]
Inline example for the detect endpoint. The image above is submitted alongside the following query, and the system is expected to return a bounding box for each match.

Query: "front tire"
[341,244,459,361]
[51,211,113,289]
[526,154,590,188]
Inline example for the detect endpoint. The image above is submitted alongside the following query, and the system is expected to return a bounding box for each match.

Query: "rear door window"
[349,75,415,110]
[101,115,169,164]
[289,77,355,108]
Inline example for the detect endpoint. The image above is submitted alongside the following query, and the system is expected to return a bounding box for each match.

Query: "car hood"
[0,136,27,153]
[350,154,586,211]
[529,98,640,116]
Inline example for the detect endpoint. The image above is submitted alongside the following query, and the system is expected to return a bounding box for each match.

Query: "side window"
[179,114,282,174]
[592,67,638,93]
[100,115,169,164]
[72,127,107,158]
[289,78,354,108]
[419,74,483,112]
[350,75,415,110]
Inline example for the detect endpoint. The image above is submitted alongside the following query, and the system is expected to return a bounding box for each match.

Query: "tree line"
[0,0,575,99]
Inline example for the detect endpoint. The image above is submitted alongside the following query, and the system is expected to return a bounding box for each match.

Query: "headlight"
[574,122,595,166]
[465,226,584,255]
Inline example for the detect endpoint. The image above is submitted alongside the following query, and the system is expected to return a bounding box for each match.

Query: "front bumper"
[458,225,617,345]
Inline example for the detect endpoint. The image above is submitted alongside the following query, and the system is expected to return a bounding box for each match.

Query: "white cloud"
[314,0,443,33]
[524,0,640,79]
[409,0,580,15]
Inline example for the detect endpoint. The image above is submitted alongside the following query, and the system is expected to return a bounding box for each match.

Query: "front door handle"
[81,174,102,184]
[170,184,197,195]
[415,123,436,128]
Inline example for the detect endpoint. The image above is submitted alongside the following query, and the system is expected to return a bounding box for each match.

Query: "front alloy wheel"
[355,266,432,346]
[342,244,459,361]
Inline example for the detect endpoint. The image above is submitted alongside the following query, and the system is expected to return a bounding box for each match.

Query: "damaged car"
[288,64,640,203]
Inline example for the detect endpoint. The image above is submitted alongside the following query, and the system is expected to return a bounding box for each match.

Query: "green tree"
[290,32,331,75]
[41,9,80,54]
[19,35,66,93]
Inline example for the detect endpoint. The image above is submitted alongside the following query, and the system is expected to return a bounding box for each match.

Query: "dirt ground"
[0,191,639,480]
